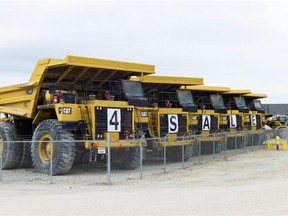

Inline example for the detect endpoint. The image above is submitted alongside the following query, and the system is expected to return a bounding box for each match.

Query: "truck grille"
[95,107,133,140]
[197,115,218,133]
[159,114,187,137]
[227,114,242,130]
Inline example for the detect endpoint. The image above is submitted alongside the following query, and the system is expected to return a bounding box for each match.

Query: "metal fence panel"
[0,129,280,185]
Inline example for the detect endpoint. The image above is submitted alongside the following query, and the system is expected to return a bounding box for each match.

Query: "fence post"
[0,141,2,182]
[50,141,53,184]
[139,137,143,179]
[259,131,265,150]
[163,142,167,173]
[213,134,215,161]
[107,133,111,186]
[198,139,201,164]
[251,132,254,149]
[224,133,227,159]
[245,131,248,152]
[234,135,237,155]
[182,136,185,169]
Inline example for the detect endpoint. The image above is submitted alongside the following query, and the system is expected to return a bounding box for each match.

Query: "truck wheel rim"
[38,134,55,163]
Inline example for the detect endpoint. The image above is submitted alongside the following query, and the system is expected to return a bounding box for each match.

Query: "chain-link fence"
[0,129,287,185]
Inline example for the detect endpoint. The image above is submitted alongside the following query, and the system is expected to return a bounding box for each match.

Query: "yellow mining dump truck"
[222,89,252,149]
[222,89,252,131]
[130,75,203,161]
[182,85,231,153]
[243,92,267,145]
[243,93,267,130]
[0,55,155,175]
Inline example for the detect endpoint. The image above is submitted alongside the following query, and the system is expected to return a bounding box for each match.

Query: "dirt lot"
[1,149,288,215]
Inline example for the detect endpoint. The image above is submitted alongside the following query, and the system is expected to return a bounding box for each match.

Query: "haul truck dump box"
[0,55,155,175]
[0,56,154,118]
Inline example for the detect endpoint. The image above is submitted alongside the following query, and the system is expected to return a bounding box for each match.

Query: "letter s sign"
[168,114,178,133]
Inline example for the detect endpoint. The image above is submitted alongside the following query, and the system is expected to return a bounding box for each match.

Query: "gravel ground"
[0,148,288,215]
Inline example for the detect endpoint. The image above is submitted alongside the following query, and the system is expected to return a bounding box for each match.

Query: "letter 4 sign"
[107,108,121,132]
[168,114,178,133]
[229,115,237,128]
[250,114,257,126]
[202,115,211,131]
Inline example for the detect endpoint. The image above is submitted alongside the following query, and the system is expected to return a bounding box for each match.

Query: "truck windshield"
[234,96,247,108]
[278,116,288,124]
[177,90,194,104]
[253,100,263,109]
[122,80,144,97]
[210,94,225,108]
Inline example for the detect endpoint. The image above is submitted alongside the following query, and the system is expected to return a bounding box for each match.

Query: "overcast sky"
[1,0,288,103]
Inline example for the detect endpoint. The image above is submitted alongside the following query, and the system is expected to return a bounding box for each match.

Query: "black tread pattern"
[31,119,76,175]
[200,141,223,154]
[0,122,22,169]
[166,145,192,161]
[17,142,33,168]
[111,147,139,170]
[226,137,245,150]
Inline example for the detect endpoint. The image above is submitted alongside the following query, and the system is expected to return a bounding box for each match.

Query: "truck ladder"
[80,106,92,138]
[148,112,158,137]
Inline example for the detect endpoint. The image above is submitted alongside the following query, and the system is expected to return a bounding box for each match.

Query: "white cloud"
[0,1,288,103]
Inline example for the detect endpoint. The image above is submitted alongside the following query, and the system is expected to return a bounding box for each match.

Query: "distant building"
[263,104,288,115]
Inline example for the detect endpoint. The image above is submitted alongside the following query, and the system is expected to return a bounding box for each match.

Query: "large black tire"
[0,122,22,169]
[167,145,192,161]
[31,119,76,175]
[73,145,87,166]
[17,142,33,168]
[111,147,139,170]
[226,137,245,150]
[200,141,223,155]
[73,150,91,166]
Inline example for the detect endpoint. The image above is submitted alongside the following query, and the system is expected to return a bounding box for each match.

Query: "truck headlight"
[192,116,197,120]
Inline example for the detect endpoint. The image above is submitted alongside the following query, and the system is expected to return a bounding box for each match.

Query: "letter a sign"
[202,115,211,131]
